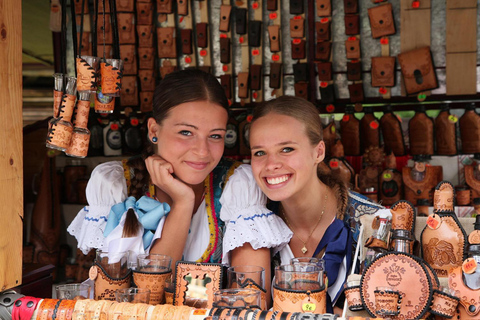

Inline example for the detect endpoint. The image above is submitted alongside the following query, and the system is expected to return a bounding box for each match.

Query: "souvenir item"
[465,161,480,199]
[103,114,122,156]
[430,287,460,319]
[409,105,435,156]
[340,107,360,156]
[402,162,443,205]
[52,73,64,118]
[76,56,100,93]
[360,108,380,152]
[449,266,480,319]
[65,92,91,158]
[92,251,131,301]
[380,107,405,156]
[455,186,471,206]
[390,200,415,233]
[459,103,480,154]
[361,252,435,320]
[421,181,467,278]
[398,46,438,95]
[133,254,172,305]
[371,56,395,87]
[328,140,355,186]
[100,59,124,97]
[379,153,403,206]
[227,266,266,310]
[368,3,395,39]
[435,105,458,155]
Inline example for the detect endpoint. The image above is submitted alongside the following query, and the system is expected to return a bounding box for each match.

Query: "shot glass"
[213,289,261,309]
[95,250,130,279]
[53,73,65,118]
[76,55,100,93]
[228,265,266,309]
[275,264,324,291]
[55,283,91,300]
[115,287,151,303]
[100,58,124,97]
[374,286,401,317]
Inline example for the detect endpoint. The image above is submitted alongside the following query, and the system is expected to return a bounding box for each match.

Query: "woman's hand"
[145,154,195,206]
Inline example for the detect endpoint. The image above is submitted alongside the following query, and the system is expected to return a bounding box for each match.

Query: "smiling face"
[249,112,325,202]
[148,100,228,186]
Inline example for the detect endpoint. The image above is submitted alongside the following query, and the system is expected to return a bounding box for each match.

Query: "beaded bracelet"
[11,296,41,320]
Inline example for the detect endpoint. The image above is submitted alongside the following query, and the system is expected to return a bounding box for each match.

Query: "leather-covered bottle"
[421,181,467,278]
[328,140,355,187]
[464,157,480,199]
[360,108,380,153]
[380,106,405,156]
[435,104,458,156]
[322,117,336,158]
[460,103,480,154]
[340,106,360,156]
[409,105,434,156]
[379,152,403,206]
[402,160,443,205]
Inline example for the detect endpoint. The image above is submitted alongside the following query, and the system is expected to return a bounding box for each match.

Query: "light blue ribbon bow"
[104,196,171,249]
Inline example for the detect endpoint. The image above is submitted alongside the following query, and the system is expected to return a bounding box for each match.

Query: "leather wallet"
[177,0,189,15]
[138,69,156,91]
[118,13,136,45]
[368,3,395,39]
[291,40,306,60]
[138,47,155,69]
[398,46,438,95]
[317,62,332,81]
[290,17,305,38]
[345,38,360,59]
[345,14,360,35]
[317,0,331,17]
[348,83,364,102]
[120,76,138,107]
[347,61,362,81]
[136,2,153,25]
[137,25,154,48]
[371,56,395,87]
[315,41,331,61]
[157,27,177,58]
[344,0,358,14]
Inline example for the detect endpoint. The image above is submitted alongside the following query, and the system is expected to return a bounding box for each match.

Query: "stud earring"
[151,136,158,143]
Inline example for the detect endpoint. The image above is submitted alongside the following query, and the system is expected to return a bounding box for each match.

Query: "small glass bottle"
[463,244,480,290]
[65,92,91,158]
[390,230,413,254]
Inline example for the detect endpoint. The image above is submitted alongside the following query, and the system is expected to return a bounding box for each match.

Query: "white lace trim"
[67,205,109,255]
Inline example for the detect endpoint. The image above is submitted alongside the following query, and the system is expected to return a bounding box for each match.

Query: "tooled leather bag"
[459,106,480,154]
[402,166,443,206]
[421,181,467,278]
[368,3,395,39]
[398,46,438,95]
[449,266,480,319]
[409,108,435,156]
[435,107,458,156]
[340,111,361,156]
[371,56,395,87]
[380,109,406,156]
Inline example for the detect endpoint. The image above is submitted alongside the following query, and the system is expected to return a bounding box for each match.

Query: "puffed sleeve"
[220,164,293,265]
[67,161,128,254]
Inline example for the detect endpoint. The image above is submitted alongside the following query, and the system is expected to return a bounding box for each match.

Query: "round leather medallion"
[360,252,433,320]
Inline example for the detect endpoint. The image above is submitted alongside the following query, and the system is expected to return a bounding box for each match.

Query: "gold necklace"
[281,193,328,254]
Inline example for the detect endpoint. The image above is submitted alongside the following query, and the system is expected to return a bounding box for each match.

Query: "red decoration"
[379,87,387,94]
[294,15,303,20]
[272,54,280,61]
[111,124,119,130]
[326,104,335,113]
[342,115,350,122]
[411,0,420,8]
[252,49,260,56]
[131,119,139,126]
[320,17,329,23]
[347,36,357,41]
[200,49,207,57]
[252,92,258,99]
[220,34,227,39]
[247,115,253,122]
[370,121,379,129]
[269,13,277,20]
[185,56,192,63]
[380,37,389,45]
[252,2,259,9]
[239,37,244,44]
[320,81,328,88]
[222,65,228,72]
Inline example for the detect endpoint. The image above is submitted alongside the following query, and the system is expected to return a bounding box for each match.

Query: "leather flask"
[340,107,361,156]
[408,106,435,156]
[435,105,458,156]
[459,103,480,154]
[380,107,405,156]
[360,108,380,153]
[402,164,443,206]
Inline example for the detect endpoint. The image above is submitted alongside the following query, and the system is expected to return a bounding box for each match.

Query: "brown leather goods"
[459,103,480,154]
[137,25,154,48]
[97,0,110,12]
[138,47,155,70]
[46,94,76,150]
[402,165,443,206]
[340,108,360,156]
[344,0,358,14]
[360,252,435,320]
[358,166,379,195]
[348,83,364,103]
[409,106,435,156]
[196,23,208,48]
[344,286,363,311]
[315,21,330,41]
[421,181,467,278]
[374,288,401,317]
[97,44,113,59]
[267,0,277,11]
[219,5,232,32]
[315,41,331,61]
[465,165,480,199]
[294,83,308,100]
[157,0,173,13]
[455,186,471,206]
[220,74,232,99]
[29,156,62,280]
[120,76,138,106]
[317,0,331,16]
[268,25,281,52]
[220,37,231,63]
[180,29,193,55]
[449,267,479,319]
[77,32,92,56]
[430,288,460,319]
[368,3,395,39]
[100,61,122,95]
[97,14,113,44]
[76,57,97,92]
[371,56,395,87]
[177,0,188,15]
[120,45,137,75]
[273,286,326,314]
[93,264,132,301]
[345,14,360,35]
[328,141,355,186]
[360,108,380,152]
[290,17,305,38]
[291,39,306,60]
[116,0,134,12]
[347,61,362,81]
[117,13,135,44]
[435,105,458,155]
[323,121,336,158]
[237,72,249,99]
[398,46,438,95]
[53,90,63,118]
[74,0,88,14]
[317,62,332,81]
[136,2,153,25]
[140,91,154,113]
[345,37,360,60]
[66,130,90,158]
[380,107,405,156]
[250,65,262,90]
[94,91,115,113]
[133,270,172,304]
[174,262,224,308]
[270,63,282,89]
[379,153,403,206]
[157,27,177,58]
[390,200,415,232]
[138,69,155,91]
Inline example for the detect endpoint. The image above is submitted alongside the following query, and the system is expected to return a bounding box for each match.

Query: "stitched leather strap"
[11,296,40,320]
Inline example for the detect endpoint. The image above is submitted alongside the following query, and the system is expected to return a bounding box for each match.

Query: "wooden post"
[0,0,23,290]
